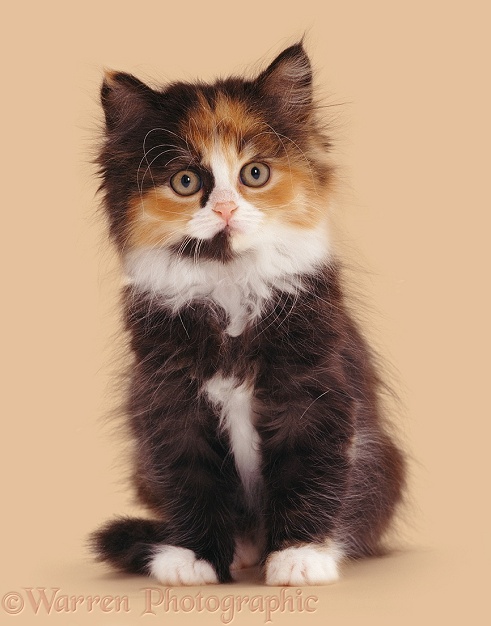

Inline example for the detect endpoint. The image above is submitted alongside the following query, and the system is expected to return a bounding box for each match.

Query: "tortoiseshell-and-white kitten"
[91,43,406,586]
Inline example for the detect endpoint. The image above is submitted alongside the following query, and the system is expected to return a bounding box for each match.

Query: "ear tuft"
[102,68,119,86]
[257,43,313,112]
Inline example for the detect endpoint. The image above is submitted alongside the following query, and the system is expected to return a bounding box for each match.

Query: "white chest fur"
[123,228,330,488]
[204,374,261,499]
[123,224,330,336]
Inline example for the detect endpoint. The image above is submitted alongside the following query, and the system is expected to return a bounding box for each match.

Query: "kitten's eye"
[240,162,270,188]
[170,170,202,196]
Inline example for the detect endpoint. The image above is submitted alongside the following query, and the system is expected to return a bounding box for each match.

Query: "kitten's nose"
[213,201,238,223]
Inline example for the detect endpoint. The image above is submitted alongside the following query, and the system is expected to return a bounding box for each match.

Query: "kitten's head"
[99,43,333,265]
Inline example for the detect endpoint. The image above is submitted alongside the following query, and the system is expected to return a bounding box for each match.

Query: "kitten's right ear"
[256,43,313,113]
[101,71,156,132]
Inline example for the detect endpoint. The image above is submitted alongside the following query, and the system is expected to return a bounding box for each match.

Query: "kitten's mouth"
[172,231,234,263]
[219,222,243,236]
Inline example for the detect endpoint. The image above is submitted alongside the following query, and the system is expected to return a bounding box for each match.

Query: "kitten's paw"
[231,538,261,572]
[265,544,342,586]
[149,545,218,586]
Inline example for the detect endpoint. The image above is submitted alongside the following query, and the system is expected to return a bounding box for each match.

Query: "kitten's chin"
[172,231,235,263]
[229,231,256,254]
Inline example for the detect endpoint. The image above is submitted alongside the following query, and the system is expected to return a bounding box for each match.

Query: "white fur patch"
[265,543,344,586]
[204,374,261,499]
[124,222,329,336]
[186,148,264,244]
[149,545,218,586]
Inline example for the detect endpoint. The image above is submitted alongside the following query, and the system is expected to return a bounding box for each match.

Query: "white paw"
[149,545,218,586]
[231,537,261,571]
[265,544,342,586]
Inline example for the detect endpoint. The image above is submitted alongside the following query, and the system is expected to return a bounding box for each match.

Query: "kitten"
[91,43,406,586]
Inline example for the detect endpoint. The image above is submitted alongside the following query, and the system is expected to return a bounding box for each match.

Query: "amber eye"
[170,170,202,196]
[240,162,270,188]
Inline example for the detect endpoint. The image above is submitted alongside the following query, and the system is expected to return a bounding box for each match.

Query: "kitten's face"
[99,44,333,263]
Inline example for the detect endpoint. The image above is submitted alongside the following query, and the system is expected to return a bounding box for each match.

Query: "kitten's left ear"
[256,43,313,112]
[101,70,157,133]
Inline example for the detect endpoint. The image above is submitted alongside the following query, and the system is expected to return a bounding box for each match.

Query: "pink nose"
[213,201,237,223]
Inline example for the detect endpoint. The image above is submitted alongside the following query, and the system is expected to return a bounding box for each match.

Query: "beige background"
[2,0,490,624]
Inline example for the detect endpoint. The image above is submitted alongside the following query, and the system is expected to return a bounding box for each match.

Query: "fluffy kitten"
[91,43,406,586]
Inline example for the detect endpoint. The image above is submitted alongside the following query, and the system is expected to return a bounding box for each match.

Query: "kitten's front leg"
[257,385,354,586]
[132,380,239,584]
[128,304,242,584]
[142,428,239,585]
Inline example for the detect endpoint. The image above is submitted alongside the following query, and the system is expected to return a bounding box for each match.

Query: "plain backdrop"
[1,1,489,624]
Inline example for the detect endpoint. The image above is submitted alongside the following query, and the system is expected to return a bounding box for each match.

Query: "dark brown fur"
[91,43,406,584]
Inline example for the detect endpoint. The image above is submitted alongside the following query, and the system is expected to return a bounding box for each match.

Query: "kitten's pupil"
[181,174,191,188]
[251,166,260,179]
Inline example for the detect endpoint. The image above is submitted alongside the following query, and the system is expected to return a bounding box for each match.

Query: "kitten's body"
[92,44,405,585]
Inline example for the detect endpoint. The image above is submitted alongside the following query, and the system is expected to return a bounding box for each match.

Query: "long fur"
[91,42,406,585]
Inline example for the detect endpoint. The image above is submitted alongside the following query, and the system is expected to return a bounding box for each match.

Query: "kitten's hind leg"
[340,429,406,558]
